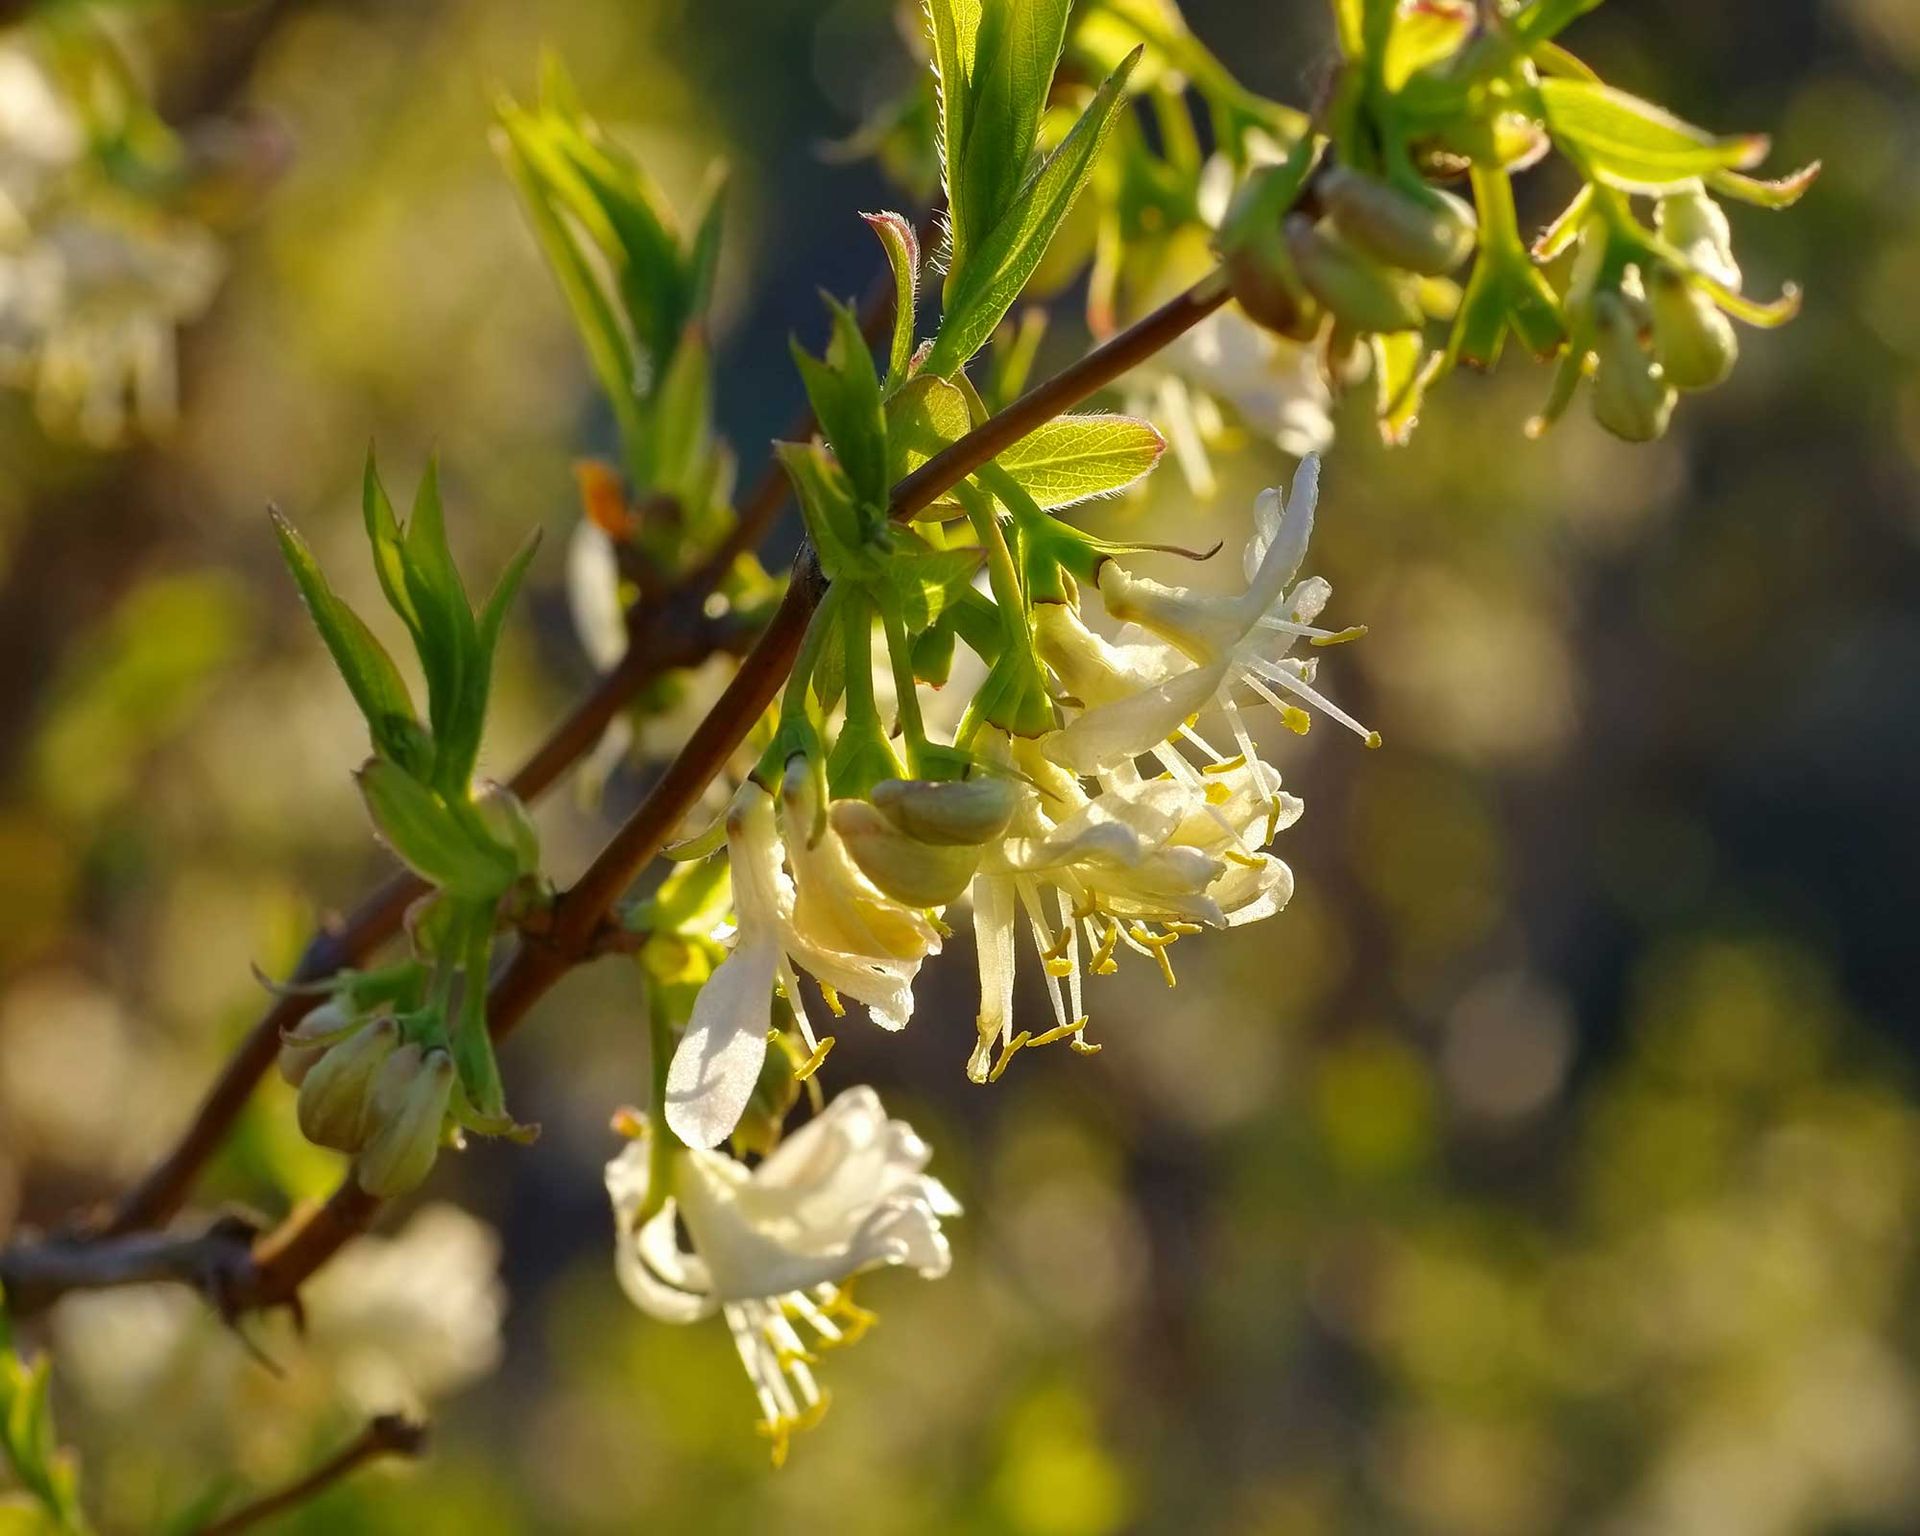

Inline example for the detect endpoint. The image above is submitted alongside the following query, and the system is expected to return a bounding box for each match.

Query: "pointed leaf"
[957,0,1073,261]
[357,760,518,899]
[1539,79,1769,192]
[271,512,430,776]
[992,413,1165,508]
[925,47,1142,377]
[862,211,921,392]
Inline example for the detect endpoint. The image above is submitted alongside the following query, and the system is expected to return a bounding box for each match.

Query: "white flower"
[665,770,940,1148]
[606,1088,959,1462]
[1045,454,1375,778]
[962,730,1298,1083]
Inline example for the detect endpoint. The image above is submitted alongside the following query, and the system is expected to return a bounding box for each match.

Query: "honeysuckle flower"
[1046,455,1376,778]
[606,1088,959,1463]
[963,731,1294,1083]
[665,773,940,1148]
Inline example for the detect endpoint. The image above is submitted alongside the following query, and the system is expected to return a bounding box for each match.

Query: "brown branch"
[195,1413,428,1535]
[2,268,1231,1317]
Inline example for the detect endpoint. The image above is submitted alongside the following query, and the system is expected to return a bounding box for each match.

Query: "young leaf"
[862,211,921,392]
[398,464,479,793]
[956,0,1074,268]
[880,533,986,631]
[357,760,519,900]
[991,413,1165,508]
[924,47,1143,378]
[270,511,431,778]
[885,374,976,495]
[927,0,984,273]
[791,299,889,511]
[1538,79,1768,192]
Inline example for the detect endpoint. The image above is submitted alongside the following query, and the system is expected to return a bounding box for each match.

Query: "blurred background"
[2,0,1917,1531]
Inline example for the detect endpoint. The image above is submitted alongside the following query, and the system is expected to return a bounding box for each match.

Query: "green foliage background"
[3,0,1917,1531]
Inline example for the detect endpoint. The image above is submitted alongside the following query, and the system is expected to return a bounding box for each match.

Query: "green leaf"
[1538,79,1768,192]
[398,464,479,793]
[270,512,430,777]
[956,0,1074,271]
[885,374,975,497]
[776,440,874,581]
[1709,161,1821,209]
[357,760,518,900]
[881,531,986,631]
[992,413,1164,508]
[926,0,984,273]
[650,325,715,497]
[924,47,1142,378]
[791,299,889,511]
[1509,0,1603,45]
[862,211,921,392]
[0,1323,91,1535]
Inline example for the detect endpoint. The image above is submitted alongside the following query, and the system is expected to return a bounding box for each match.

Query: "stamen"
[1027,1015,1092,1049]
[793,1035,835,1082]
[988,1030,1032,1081]
[1127,924,1180,987]
[1246,660,1381,747]
[1200,754,1248,775]
[610,1106,646,1139]
[817,980,846,1019]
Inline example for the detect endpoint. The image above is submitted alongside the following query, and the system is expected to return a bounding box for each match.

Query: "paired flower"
[606,1088,958,1463]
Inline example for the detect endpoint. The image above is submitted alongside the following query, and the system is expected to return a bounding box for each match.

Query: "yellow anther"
[794,1035,836,1082]
[1309,624,1369,647]
[775,1345,820,1368]
[609,1106,646,1140]
[1041,926,1075,965]
[1201,754,1248,775]
[1166,920,1204,936]
[818,980,846,1018]
[1280,704,1312,735]
[988,1030,1032,1082]
[819,1285,877,1346]
[1129,925,1179,987]
[1205,782,1231,805]
[1090,921,1122,975]
[1069,1035,1103,1056]
[1265,792,1285,845]
[1028,1016,1091,1048]
[1225,847,1265,868]
[1364,730,1384,749]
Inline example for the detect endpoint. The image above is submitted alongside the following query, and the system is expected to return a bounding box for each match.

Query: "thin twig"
[195,1414,428,1535]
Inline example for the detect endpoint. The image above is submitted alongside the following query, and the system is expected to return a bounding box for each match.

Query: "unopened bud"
[869,777,1016,846]
[1218,175,1322,341]
[296,1015,399,1152]
[1591,291,1676,442]
[278,999,352,1087]
[1285,215,1425,335]
[1656,185,1740,291]
[1321,166,1477,276]
[356,1044,456,1197]
[1648,265,1737,391]
[831,800,983,907]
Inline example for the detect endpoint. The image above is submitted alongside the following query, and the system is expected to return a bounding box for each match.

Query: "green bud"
[356,1044,456,1197]
[1285,215,1425,336]
[831,800,983,907]
[278,999,353,1088]
[1218,176,1322,341]
[1655,185,1740,291]
[1321,166,1477,276]
[911,621,957,688]
[296,1015,399,1152]
[1648,264,1737,391]
[869,777,1016,845]
[1590,291,1677,443]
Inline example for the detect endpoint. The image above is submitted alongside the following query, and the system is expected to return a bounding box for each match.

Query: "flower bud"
[1218,177,1322,341]
[830,800,983,907]
[296,1015,399,1152]
[1285,215,1425,336]
[1590,291,1676,443]
[278,999,352,1088]
[1320,166,1477,276]
[1655,185,1740,291]
[869,778,1016,846]
[355,1044,455,1197]
[1648,264,1737,391]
